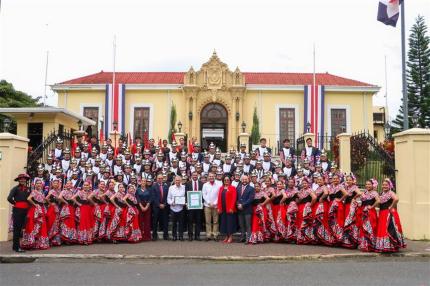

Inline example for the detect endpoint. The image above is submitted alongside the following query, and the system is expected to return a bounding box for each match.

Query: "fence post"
[238,132,250,153]
[0,132,29,242]
[337,133,351,173]
[393,128,430,240]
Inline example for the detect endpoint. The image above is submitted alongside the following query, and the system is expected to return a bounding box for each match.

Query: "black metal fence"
[350,130,395,191]
[27,129,74,177]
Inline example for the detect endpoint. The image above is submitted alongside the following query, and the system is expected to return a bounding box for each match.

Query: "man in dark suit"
[301,137,320,166]
[236,175,255,244]
[185,171,204,241]
[151,174,170,240]
[279,138,296,167]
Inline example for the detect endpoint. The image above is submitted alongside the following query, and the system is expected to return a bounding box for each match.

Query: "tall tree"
[393,15,430,131]
[168,104,177,143]
[0,80,41,133]
[250,107,261,145]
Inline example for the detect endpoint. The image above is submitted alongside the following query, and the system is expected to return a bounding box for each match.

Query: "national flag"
[158,138,162,148]
[188,139,194,154]
[377,0,402,27]
[143,130,149,149]
[105,83,126,135]
[171,132,176,143]
[304,85,325,149]
[99,127,104,145]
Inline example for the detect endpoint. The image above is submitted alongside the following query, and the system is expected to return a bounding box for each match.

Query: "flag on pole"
[304,85,325,149]
[143,130,149,149]
[377,0,402,27]
[171,132,176,143]
[105,83,126,135]
[188,139,194,154]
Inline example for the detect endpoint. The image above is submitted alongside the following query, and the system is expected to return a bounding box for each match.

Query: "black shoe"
[195,236,201,241]
[179,237,184,241]
[188,236,193,241]
[14,248,25,253]
[240,238,246,243]
[173,237,177,241]
[214,237,219,242]
[206,237,211,241]
[163,236,169,241]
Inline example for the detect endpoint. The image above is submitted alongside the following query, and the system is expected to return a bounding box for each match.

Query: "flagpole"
[400,1,408,130]
[384,55,389,123]
[112,35,116,132]
[313,43,316,143]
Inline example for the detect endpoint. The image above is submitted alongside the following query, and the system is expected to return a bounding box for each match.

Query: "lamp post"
[241,121,246,133]
[100,116,104,143]
[384,122,391,139]
[112,120,118,154]
[411,114,419,128]
[77,120,82,131]
[306,122,311,133]
[3,117,11,133]
[177,121,183,133]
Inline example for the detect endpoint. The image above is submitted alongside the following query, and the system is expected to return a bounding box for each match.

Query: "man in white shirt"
[202,172,221,241]
[167,175,186,241]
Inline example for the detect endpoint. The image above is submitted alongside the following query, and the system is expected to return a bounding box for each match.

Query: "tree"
[250,107,261,145]
[393,15,430,131]
[167,103,177,143]
[0,80,41,133]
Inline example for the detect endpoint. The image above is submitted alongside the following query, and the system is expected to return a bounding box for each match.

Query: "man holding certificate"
[185,171,204,241]
[167,175,186,241]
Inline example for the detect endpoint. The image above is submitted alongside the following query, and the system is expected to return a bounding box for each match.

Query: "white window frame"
[275,104,299,143]
[129,103,154,139]
[327,104,351,135]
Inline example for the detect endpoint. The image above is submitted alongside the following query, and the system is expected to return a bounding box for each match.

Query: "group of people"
[7,135,405,254]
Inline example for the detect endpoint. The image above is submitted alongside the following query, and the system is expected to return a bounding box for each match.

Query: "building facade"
[52,52,380,151]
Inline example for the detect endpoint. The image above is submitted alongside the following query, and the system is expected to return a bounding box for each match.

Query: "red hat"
[14,173,31,181]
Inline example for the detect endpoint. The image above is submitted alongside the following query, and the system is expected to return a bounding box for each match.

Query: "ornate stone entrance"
[200,103,228,151]
[182,51,246,150]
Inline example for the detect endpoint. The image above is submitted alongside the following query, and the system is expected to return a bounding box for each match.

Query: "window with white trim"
[330,108,346,137]
[279,108,295,143]
[133,107,150,139]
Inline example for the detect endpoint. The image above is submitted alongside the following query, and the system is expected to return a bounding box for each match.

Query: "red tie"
[159,185,163,202]
[194,181,198,191]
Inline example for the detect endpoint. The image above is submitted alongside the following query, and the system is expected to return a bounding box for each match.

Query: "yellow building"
[52,52,380,151]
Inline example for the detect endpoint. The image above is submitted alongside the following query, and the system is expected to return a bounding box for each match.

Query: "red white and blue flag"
[105,83,126,135]
[304,85,325,148]
[377,0,402,27]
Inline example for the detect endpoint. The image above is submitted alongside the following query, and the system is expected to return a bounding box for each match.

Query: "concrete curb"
[0,252,428,263]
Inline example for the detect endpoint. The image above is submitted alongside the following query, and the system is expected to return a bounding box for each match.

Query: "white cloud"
[1,0,429,121]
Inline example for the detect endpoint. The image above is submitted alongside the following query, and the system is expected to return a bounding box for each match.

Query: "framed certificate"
[187,191,203,209]
[173,196,186,205]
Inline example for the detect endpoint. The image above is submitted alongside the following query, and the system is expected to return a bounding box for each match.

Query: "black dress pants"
[12,208,28,250]
[171,210,184,239]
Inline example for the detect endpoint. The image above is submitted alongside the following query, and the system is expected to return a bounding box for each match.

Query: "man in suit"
[185,171,204,241]
[279,138,296,167]
[236,174,255,244]
[301,137,320,166]
[151,174,170,240]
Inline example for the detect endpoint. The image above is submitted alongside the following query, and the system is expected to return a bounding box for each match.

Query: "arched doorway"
[200,103,228,151]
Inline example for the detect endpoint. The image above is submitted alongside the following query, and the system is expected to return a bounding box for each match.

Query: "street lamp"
[384,122,391,139]
[3,117,11,132]
[306,122,311,133]
[188,112,193,120]
[411,114,419,128]
[235,112,240,121]
[241,121,246,133]
[77,120,82,131]
[177,121,183,133]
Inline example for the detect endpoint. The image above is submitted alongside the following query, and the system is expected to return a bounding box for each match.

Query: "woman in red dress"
[358,179,380,252]
[45,178,62,246]
[342,174,361,248]
[262,177,276,241]
[90,181,108,241]
[123,184,143,242]
[73,180,95,245]
[327,174,348,244]
[21,179,50,250]
[137,178,152,241]
[284,178,299,243]
[106,183,128,242]
[296,178,317,245]
[375,179,406,252]
[312,175,334,245]
[269,181,287,242]
[58,180,77,243]
[249,182,270,244]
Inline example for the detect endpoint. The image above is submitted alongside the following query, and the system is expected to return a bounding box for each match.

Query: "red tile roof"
[59,71,374,87]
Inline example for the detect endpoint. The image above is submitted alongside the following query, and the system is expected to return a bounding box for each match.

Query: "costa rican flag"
[304,85,325,149]
[105,83,126,135]
[377,0,402,27]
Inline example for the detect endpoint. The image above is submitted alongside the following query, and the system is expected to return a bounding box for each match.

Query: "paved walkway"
[1,239,429,257]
